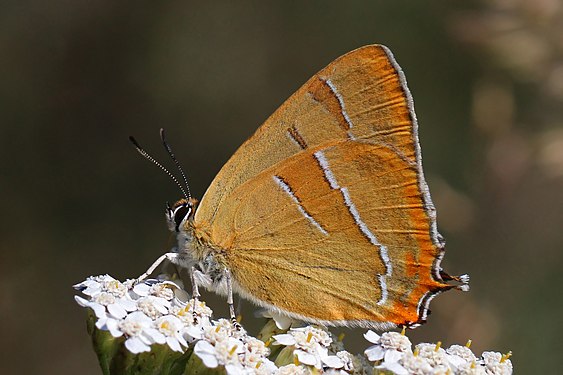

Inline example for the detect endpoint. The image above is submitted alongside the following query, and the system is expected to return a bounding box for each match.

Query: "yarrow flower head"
[75,274,278,373]
[75,275,197,354]
[75,274,513,375]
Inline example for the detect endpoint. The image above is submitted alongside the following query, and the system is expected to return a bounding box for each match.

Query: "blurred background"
[1,0,562,373]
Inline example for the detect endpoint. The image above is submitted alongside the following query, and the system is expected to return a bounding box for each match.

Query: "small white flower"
[273,326,332,350]
[172,299,213,322]
[203,319,235,344]
[74,275,137,324]
[73,274,116,296]
[75,292,136,329]
[273,326,332,369]
[244,336,270,358]
[103,279,129,298]
[415,343,449,368]
[239,337,277,374]
[170,299,213,342]
[116,311,157,354]
[364,330,412,362]
[446,344,477,369]
[481,351,513,375]
[194,337,245,374]
[136,296,170,319]
[133,279,184,301]
[154,315,189,352]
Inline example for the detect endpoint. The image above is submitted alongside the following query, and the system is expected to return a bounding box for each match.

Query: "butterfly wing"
[193,45,456,327]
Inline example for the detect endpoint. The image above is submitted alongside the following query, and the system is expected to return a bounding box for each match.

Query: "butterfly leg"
[190,266,201,300]
[224,267,241,330]
[136,252,179,282]
[189,266,201,321]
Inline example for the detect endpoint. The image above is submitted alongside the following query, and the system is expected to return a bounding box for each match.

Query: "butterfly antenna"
[129,135,190,200]
[159,128,192,200]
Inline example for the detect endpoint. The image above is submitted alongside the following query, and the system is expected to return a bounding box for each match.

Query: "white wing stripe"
[324,78,354,129]
[273,175,328,236]
[313,150,392,305]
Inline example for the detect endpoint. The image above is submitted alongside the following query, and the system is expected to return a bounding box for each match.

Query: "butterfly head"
[166,198,197,232]
[130,129,197,232]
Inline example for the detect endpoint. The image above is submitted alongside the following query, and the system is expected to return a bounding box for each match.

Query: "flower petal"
[295,350,317,367]
[89,303,108,319]
[268,311,294,330]
[447,354,467,369]
[119,298,138,312]
[147,328,166,344]
[272,333,296,346]
[106,318,123,338]
[379,361,409,375]
[365,345,385,361]
[184,325,203,340]
[194,341,219,368]
[74,295,90,307]
[166,337,183,352]
[322,355,344,368]
[108,303,127,319]
[133,283,151,297]
[125,337,151,354]
[95,317,108,330]
[363,330,381,344]
[176,334,188,348]
[384,349,403,363]
[225,363,244,375]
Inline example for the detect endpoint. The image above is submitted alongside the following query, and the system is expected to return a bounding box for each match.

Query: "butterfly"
[131,44,468,330]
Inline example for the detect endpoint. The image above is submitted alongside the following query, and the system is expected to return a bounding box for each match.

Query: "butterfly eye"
[173,204,191,232]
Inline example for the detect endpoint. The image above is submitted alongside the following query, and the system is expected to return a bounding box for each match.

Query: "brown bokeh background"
[1,1,562,373]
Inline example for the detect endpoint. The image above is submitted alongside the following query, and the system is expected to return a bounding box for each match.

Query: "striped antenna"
[159,128,192,200]
[129,135,190,200]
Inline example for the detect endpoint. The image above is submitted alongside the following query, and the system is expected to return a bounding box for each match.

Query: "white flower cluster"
[75,274,279,374]
[193,319,278,374]
[74,275,512,375]
[74,274,208,354]
[364,330,513,375]
[272,326,367,374]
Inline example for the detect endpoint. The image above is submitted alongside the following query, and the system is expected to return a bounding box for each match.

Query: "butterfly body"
[145,44,467,330]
